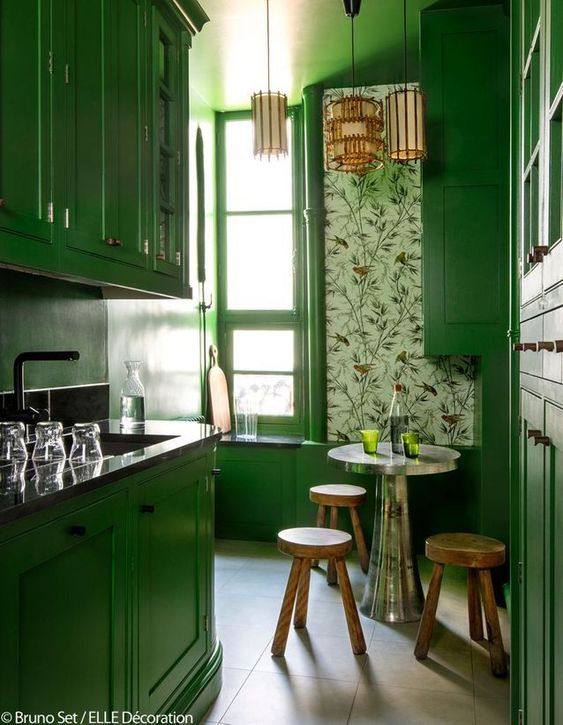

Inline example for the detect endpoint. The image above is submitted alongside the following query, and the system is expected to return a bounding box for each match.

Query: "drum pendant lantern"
[386,0,427,162]
[251,0,288,159]
[324,1,384,175]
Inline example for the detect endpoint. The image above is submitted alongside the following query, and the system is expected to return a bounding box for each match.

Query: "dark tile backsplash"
[0,384,109,427]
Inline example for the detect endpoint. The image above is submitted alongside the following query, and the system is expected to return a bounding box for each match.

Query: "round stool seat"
[426,533,506,569]
[309,484,367,507]
[278,527,353,559]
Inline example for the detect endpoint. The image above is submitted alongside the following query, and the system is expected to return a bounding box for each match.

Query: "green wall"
[0,268,107,392]
[108,87,217,420]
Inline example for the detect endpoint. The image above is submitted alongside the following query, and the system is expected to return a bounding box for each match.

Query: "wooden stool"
[309,484,369,584]
[414,533,507,677]
[272,527,366,657]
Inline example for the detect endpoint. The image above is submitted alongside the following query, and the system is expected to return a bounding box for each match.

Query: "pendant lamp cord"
[266,0,271,92]
[351,14,355,94]
[403,0,408,91]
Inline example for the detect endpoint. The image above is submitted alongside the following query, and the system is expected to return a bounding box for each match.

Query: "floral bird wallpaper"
[324,85,476,446]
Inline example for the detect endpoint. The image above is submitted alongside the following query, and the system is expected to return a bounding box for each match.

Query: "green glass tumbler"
[401,432,420,458]
[360,429,379,454]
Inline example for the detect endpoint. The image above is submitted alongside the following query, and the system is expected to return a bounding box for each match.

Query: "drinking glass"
[0,460,27,495]
[32,421,66,462]
[234,396,258,441]
[401,432,420,458]
[360,429,379,454]
[69,423,103,463]
[33,460,65,495]
[0,421,28,462]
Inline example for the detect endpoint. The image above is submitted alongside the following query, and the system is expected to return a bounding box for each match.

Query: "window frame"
[216,107,306,435]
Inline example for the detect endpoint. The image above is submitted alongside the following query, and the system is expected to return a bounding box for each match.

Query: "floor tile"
[221,670,357,725]
[471,645,510,699]
[203,668,250,723]
[254,630,367,682]
[474,696,511,724]
[215,593,281,629]
[362,639,474,697]
[349,682,476,724]
[219,568,290,599]
[218,624,273,670]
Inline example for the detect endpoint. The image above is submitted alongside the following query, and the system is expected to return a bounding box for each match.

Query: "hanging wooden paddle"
[207,345,231,432]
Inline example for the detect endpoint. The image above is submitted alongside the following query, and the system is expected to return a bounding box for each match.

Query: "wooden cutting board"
[207,344,231,433]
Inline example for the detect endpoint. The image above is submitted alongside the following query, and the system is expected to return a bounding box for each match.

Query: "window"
[217,110,304,434]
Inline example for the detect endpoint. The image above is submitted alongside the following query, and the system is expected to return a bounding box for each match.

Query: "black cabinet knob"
[211,468,221,476]
[141,504,155,513]
[69,525,86,537]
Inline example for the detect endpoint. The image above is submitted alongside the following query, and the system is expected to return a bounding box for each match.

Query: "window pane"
[234,374,294,416]
[233,330,294,372]
[225,119,292,211]
[227,214,293,309]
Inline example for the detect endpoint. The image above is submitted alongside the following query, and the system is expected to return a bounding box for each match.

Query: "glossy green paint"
[0,0,54,271]
[0,446,220,716]
[0,0,206,299]
[0,269,107,393]
[303,85,327,443]
[421,4,511,553]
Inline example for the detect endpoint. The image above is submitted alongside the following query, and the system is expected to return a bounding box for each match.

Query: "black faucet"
[1,350,80,424]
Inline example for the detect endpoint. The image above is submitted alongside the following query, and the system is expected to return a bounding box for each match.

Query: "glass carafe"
[120,361,146,430]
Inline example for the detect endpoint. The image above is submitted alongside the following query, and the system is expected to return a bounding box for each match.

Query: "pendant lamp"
[385,0,427,161]
[251,0,288,159]
[324,0,384,175]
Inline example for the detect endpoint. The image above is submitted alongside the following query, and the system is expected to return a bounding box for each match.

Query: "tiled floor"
[204,540,511,725]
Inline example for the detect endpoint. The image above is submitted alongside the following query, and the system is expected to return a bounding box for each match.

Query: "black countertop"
[0,419,222,527]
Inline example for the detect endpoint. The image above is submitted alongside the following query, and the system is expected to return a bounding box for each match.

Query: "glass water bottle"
[120,361,146,430]
[389,383,409,454]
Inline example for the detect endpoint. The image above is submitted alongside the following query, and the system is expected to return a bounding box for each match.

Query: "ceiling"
[190,0,436,111]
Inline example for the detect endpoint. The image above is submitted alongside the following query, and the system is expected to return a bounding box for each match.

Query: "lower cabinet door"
[521,416,546,725]
[0,492,128,713]
[137,458,208,712]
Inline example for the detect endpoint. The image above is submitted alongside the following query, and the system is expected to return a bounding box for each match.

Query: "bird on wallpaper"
[395,251,408,265]
[417,382,438,396]
[353,364,375,375]
[396,350,409,364]
[332,333,351,347]
[442,414,461,426]
[335,430,351,441]
[334,236,349,249]
[352,265,371,277]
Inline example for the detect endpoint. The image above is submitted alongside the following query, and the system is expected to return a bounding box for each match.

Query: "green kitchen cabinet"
[148,0,190,285]
[0,0,56,271]
[0,491,129,713]
[137,455,210,712]
[61,0,147,272]
[0,0,208,297]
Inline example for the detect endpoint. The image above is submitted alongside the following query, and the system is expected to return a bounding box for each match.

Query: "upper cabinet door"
[149,2,188,281]
[62,0,146,271]
[0,0,55,269]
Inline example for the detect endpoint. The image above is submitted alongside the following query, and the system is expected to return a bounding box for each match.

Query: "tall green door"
[0,493,128,712]
[0,0,55,270]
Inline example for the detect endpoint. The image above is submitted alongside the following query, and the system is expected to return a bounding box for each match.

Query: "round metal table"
[327,442,460,623]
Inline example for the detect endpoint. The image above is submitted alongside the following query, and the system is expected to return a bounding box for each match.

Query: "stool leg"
[272,558,303,656]
[327,507,339,585]
[478,569,507,677]
[294,559,312,628]
[467,569,484,641]
[335,558,366,654]
[414,563,444,660]
[311,505,326,568]
[349,506,369,574]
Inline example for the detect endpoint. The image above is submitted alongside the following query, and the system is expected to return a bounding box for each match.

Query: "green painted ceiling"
[190,0,436,111]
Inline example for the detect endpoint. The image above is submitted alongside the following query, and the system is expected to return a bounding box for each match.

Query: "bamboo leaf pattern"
[324,86,476,445]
